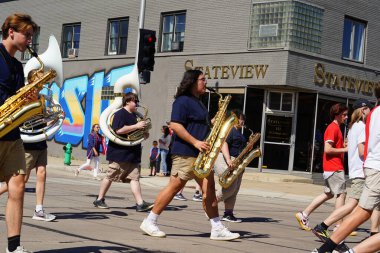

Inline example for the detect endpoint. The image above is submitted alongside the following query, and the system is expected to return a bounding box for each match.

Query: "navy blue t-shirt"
[106,108,142,163]
[226,127,247,157]
[0,43,25,141]
[170,95,210,157]
[23,123,48,150]
[24,140,48,150]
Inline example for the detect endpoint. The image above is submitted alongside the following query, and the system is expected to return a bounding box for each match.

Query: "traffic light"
[137,29,156,73]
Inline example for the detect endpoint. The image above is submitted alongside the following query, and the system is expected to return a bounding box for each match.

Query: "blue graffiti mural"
[50,64,134,149]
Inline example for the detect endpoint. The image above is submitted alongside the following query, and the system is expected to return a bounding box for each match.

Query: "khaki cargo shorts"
[348,178,365,200]
[25,149,48,172]
[324,170,346,195]
[171,155,197,181]
[106,161,140,183]
[359,168,380,211]
[0,139,26,181]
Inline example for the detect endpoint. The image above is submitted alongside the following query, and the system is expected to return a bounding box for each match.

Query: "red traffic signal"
[137,29,156,73]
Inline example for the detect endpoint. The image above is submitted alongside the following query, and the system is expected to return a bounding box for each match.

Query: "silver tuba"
[21,35,64,143]
[99,66,151,146]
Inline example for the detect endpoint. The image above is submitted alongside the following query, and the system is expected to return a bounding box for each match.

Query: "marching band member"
[140,69,240,241]
[0,13,38,253]
[215,109,247,223]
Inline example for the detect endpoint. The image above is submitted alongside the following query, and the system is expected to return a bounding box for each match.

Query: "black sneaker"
[221,214,242,223]
[93,198,109,209]
[136,201,154,212]
[311,224,330,242]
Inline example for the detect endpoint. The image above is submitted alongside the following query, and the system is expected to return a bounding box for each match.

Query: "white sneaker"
[295,212,311,231]
[140,219,166,238]
[32,210,56,222]
[210,226,240,241]
[6,246,33,253]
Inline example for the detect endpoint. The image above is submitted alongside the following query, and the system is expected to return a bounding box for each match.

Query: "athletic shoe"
[210,226,240,241]
[140,219,166,237]
[136,201,154,212]
[6,246,33,253]
[221,214,242,223]
[32,210,56,222]
[74,168,79,176]
[93,198,109,209]
[173,193,187,201]
[295,212,311,231]
[311,224,330,242]
[192,193,202,202]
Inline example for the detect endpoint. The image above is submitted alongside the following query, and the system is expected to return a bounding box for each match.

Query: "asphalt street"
[0,157,372,253]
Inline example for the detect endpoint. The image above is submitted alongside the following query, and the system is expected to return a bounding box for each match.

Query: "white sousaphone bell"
[22,35,64,143]
[99,65,152,146]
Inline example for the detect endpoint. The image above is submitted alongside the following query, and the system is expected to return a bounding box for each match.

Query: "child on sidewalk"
[149,141,160,176]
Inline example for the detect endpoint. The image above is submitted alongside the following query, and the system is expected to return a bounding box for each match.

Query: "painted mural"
[48,64,134,149]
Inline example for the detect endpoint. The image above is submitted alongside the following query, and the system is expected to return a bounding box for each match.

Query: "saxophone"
[219,131,262,188]
[0,45,57,138]
[193,88,238,179]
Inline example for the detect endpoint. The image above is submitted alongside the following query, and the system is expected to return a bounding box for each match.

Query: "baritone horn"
[99,66,151,146]
[21,35,64,143]
[218,129,261,188]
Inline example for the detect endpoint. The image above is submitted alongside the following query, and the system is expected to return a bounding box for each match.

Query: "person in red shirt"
[296,103,348,231]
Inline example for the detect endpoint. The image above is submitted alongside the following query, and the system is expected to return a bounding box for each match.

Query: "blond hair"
[349,108,363,129]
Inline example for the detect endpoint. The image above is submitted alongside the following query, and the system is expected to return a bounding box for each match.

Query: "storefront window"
[294,93,316,172]
[245,88,264,168]
[268,91,294,112]
[263,143,290,170]
[269,92,281,110]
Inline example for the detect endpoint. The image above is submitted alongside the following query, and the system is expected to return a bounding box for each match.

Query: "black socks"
[8,235,20,252]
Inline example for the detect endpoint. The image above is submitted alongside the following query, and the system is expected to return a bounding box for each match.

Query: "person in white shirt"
[158,126,171,176]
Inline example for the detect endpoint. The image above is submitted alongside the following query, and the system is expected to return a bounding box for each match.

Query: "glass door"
[260,91,296,171]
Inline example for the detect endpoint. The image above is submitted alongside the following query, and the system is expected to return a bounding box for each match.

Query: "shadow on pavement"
[238,231,270,239]
[38,246,176,253]
[85,194,125,200]
[242,217,279,223]
[123,204,188,211]
[50,210,128,220]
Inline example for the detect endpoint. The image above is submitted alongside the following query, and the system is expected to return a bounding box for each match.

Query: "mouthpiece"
[26,46,38,58]
[206,87,216,93]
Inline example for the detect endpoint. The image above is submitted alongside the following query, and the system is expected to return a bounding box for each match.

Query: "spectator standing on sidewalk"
[158,126,171,176]
[75,124,103,180]
[149,140,160,176]
[296,103,348,231]
[93,92,154,212]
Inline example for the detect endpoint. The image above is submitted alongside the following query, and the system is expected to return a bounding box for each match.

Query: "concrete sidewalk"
[48,155,330,205]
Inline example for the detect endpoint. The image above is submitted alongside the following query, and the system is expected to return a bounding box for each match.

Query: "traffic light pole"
[137,0,151,84]
[136,0,146,59]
